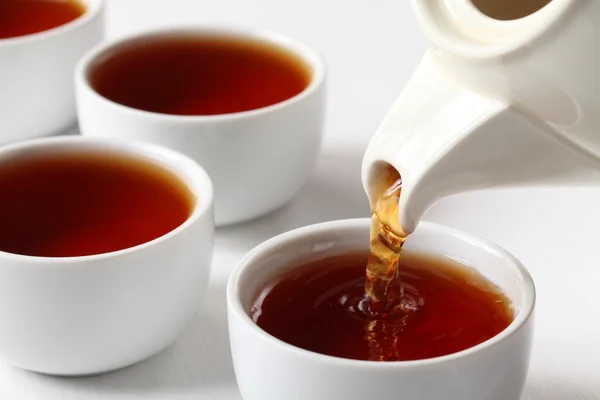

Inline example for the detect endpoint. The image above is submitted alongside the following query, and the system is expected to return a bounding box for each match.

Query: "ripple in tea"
[0,0,85,40]
[88,35,312,116]
[251,252,513,361]
[0,152,193,257]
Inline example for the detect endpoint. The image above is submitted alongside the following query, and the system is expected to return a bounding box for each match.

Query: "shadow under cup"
[227,219,535,400]
[0,137,214,376]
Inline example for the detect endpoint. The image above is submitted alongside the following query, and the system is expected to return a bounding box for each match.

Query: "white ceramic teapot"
[362,0,600,235]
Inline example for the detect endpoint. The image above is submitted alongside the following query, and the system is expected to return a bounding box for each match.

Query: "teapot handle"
[362,49,599,235]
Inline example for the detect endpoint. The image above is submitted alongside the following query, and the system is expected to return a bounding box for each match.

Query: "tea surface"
[0,152,193,257]
[89,36,312,116]
[252,252,513,361]
[0,0,85,40]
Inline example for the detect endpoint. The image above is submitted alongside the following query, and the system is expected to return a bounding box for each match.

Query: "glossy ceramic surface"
[362,0,600,234]
[227,219,535,400]
[76,27,326,227]
[0,136,214,376]
[0,0,104,145]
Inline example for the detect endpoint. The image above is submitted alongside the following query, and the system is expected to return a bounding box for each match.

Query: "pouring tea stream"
[363,0,600,235]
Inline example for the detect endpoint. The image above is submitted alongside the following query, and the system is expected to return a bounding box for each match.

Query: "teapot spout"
[362,51,600,235]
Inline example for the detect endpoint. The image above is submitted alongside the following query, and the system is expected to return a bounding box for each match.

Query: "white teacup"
[0,136,214,376]
[0,0,104,145]
[75,27,326,226]
[227,219,535,400]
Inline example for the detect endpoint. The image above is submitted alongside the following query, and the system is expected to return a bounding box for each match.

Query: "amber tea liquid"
[252,252,513,361]
[88,35,312,116]
[0,152,193,257]
[0,0,85,40]
[366,166,406,314]
[252,164,513,361]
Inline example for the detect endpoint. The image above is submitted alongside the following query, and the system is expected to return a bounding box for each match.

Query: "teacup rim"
[227,218,536,368]
[75,25,327,123]
[0,135,214,263]
[0,0,105,48]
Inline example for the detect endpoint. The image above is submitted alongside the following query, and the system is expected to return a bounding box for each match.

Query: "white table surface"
[4,0,600,398]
